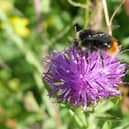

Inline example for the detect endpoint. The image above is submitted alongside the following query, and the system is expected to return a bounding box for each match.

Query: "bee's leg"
[73,38,79,47]
[99,50,104,67]
[85,52,88,64]
[85,49,91,64]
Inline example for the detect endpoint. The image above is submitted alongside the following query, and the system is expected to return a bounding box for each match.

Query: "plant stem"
[67,0,88,9]
[110,0,126,27]
[84,0,89,28]
[102,0,112,35]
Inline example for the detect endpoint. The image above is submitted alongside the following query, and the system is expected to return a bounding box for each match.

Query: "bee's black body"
[76,29,113,51]
[74,24,119,57]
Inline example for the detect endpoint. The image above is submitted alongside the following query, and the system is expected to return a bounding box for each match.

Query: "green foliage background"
[0,0,129,129]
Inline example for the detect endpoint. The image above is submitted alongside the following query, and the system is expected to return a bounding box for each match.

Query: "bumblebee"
[74,24,119,56]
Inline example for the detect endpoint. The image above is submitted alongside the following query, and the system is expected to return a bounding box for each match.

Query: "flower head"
[10,17,30,38]
[43,45,126,110]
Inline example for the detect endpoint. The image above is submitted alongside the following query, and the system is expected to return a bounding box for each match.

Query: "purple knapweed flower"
[43,45,126,110]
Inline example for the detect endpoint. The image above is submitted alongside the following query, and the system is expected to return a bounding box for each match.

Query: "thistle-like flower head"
[43,45,126,110]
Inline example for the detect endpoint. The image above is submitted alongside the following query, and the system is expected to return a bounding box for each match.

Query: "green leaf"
[102,121,112,129]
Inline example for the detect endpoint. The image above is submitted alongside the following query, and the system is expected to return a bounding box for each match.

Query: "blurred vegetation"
[0,0,129,129]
